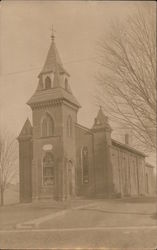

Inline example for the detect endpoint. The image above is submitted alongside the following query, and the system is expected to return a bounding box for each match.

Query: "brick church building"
[18,30,155,203]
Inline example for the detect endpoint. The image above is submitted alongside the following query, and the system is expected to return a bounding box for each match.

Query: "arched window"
[41,114,54,137]
[81,146,89,184]
[65,78,68,91]
[43,152,54,186]
[45,76,51,89]
[67,115,72,137]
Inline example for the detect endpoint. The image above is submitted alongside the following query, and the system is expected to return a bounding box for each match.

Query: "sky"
[0,1,155,165]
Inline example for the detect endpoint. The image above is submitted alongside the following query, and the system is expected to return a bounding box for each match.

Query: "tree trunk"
[0,186,4,206]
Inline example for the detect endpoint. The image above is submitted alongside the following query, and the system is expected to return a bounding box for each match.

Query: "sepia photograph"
[0,0,156,249]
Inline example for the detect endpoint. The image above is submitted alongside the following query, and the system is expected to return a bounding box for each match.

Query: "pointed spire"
[18,118,32,139]
[97,106,108,123]
[39,26,69,77]
[92,106,112,131]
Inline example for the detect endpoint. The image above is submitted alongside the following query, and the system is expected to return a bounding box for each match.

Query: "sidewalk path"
[16,200,96,229]
[3,225,157,233]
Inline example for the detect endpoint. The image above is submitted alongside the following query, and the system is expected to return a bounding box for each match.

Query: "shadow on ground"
[116,196,156,203]
[79,207,154,216]
[151,213,157,220]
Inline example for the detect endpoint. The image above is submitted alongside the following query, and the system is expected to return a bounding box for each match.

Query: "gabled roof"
[18,118,32,139]
[39,36,69,77]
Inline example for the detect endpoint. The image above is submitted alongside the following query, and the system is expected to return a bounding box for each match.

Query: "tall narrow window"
[47,115,54,136]
[49,116,54,136]
[43,152,54,186]
[65,78,68,91]
[41,114,54,137]
[45,76,51,89]
[145,173,149,193]
[42,118,47,137]
[67,115,72,137]
[82,146,89,184]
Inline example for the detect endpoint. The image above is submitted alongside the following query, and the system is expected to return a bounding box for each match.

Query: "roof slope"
[27,87,81,108]
[112,139,146,157]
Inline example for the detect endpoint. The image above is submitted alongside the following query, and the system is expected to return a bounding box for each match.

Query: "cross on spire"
[51,25,56,40]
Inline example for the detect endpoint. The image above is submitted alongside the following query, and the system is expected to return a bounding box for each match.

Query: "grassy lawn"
[0,202,62,230]
[0,199,95,230]
[3,189,19,205]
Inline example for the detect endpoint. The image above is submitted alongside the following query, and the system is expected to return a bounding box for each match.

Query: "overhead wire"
[1,57,97,77]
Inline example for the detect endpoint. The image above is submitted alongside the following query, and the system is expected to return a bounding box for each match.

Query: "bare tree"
[96,3,156,152]
[0,128,18,206]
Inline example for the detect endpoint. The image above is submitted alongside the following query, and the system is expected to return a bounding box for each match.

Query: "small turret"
[92,106,112,132]
[18,118,32,140]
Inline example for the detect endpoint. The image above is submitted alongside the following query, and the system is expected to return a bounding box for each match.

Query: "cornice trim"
[29,97,80,110]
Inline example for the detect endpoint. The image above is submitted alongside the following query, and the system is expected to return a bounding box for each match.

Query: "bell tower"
[26,27,81,201]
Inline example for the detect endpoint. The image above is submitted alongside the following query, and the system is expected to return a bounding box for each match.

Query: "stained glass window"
[43,152,54,186]
[82,147,89,184]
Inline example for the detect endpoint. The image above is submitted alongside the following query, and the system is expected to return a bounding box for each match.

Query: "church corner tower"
[18,118,33,203]
[91,107,114,197]
[20,27,81,202]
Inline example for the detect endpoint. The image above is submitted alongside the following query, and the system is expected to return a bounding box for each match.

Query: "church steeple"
[27,27,80,109]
